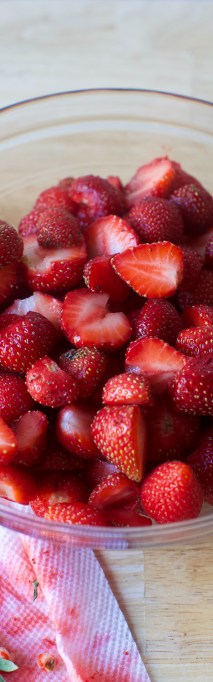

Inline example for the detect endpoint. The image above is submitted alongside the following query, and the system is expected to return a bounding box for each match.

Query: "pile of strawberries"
[0,155,213,528]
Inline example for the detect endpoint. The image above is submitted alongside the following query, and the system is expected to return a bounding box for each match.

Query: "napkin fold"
[0,526,150,682]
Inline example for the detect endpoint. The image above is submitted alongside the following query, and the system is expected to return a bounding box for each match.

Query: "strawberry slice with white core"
[125,338,187,393]
[57,404,99,459]
[0,418,17,465]
[125,157,175,207]
[85,215,139,258]
[6,292,62,330]
[89,472,140,510]
[12,411,48,467]
[22,235,87,293]
[0,465,37,504]
[112,242,183,298]
[61,289,131,349]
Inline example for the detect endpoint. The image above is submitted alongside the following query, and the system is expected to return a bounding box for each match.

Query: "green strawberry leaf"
[0,659,18,672]
[33,579,39,601]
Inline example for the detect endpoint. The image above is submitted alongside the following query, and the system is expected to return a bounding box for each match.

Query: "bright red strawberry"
[147,397,200,466]
[22,235,87,294]
[134,299,182,346]
[18,208,43,237]
[0,263,17,304]
[169,354,213,415]
[205,234,213,268]
[89,472,140,510]
[171,183,213,235]
[0,465,37,504]
[12,411,48,467]
[35,185,76,214]
[61,289,131,350]
[176,326,213,357]
[83,255,130,302]
[30,471,87,517]
[57,404,99,458]
[67,175,124,230]
[125,157,176,206]
[26,356,79,407]
[111,242,184,298]
[102,372,153,406]
[44,501,106,525]
[0,417,17,465]
[182,304,213,329]
[0,221,23,266]
[141,460,203,523]
[127,197,184,244]
[178,270,213,309]
[0,374,33,423]
[6,291,62,330]
[180,245,203,289]
[59,346,108,398]
[125,338,186,393]
[91,405,147,482]
[105,500,152,527]
[85,215,139,258]
[0,312,57,374]
[37,207,83,248]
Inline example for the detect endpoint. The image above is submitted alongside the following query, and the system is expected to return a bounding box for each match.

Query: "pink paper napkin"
[0,526,150,682]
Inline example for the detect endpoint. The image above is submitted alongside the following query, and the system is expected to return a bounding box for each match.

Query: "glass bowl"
[0,89,212,549]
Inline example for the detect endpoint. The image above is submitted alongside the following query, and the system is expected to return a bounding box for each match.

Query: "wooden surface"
[1,2,213,680]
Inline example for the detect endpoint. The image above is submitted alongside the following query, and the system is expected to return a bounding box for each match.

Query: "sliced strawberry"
[178,269,213,308]
[176,326,213,357]
[141,460,203,524]
[83,255,130,302]
[105,500,152,527]
[61,289,131,350]
[111,242,184,298]
[187,442,213,505]
[91,405,147,482]
[0,374,33,423]
[89,472,140,510]
[0,418,17,465]
[18,208,44,237]
[102,372,153,406]
[125,157,176,206]
[22,235,87,293]
[12,411,48,467]
[6,292,62,330]
[0,312,57,374]
[147,397,200,466]
[169,354,213,415]
[205,234,213,268]
[30,471,87,517]
[85,215,139,258]
[0,263,17,304]
[180,245,203,290]
[0,465,37,504]
[26,356,79,407]
[171,183,213,235]
[57,404,100,459]
[59,346,108,398]
[0,221,23,266]
[127,197,184,244]
[37,207,83,248]
[134,299,182,346]
[44,501,107,526]
[125,338,186,393]
[67,175,124,230]
[182,304,213,329]
[34,185,76,214]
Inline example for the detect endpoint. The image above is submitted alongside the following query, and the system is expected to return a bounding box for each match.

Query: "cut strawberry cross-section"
[61,289,131,350]
[6,292,62,330]
[85,214,139,258]
[0,417,17,465]
[112,242,184,298]
[22,235,87,293]
[125,337,187,393]
[89,472,140,510]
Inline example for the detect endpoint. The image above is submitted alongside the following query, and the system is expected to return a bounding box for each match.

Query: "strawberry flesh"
[125,337,186,393]
[61,289,131,350]
[112,242,184,298]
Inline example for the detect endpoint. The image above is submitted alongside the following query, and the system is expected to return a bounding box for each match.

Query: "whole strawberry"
[127,197,184,244]
[37,207,83,248]
[0,221,23,265]
[171,183,213,235]
[134,299,182,346]
[68,175,124,229]
[0,312,57,374]
[141,460,203,523]
[188,443,213,506]
[170,354,213,416]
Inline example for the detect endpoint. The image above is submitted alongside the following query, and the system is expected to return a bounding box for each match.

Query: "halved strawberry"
[147,397,200,467]
[0,418,17,465]
[85,215,139,258]
[6,292,62,330]
[83,255,130,302]
[26,356,79,407]
[125,338,186,393]
[102,372,153,406]
[12,411,48,467]
[125,157,176,206]
[171,183,213,235]
[105,499,152,527]
[44,501,107,526]
[182,304,213,329]
[30,471,87,517]
[0,374,34,423]
[111,242,184,298]
[22,235,87,293]
[89,472,139,510]
[0,221,23,266]
[57,404,100,458]
[34,185,76,214]
[0,465,37,504]
[59,346,108,398]
[67,175,124,230]
[0,312,58,374]
[37,207,83,248]
[127,197,184,244]
[18,208,43,237]
[134,299,182,346]
[178,269,213,308]
[0,263,17,304]
[61,289,131,350]
[176,326,213,357]
[91,405,147,482]
[169,354,213,415]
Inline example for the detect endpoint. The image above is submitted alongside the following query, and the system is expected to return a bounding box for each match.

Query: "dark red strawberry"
[67,175,124,230]
[125,338,186,393]
[44,501,107,526]
[127,197,184,244]
[89,472,140,510]
[12,411,48,467]
[6,292,62,330]
[85,215,139,258]
[0,263,17,304]
[0,374,33,423]
[18,208,43,237]
[141,460,203,523]
[59,346,108,398]
[35,185,76,214]
[169,354,213,415]
[37,207,83,248]
[178,270,213,309]
[26,356,79,407]
[102,372,153,406]
[0,417,17,465]
[125,157,176,206]
[86,458,119,489]
[91,405,147,482]
[147,397,200,466]
[61,289,131,350]
[0,313,20,331]
[22,235,87,294]
[30,471,87,517]
[180,245,203,290]
[83,255,130,302]
[105,500,152,527]
[171,183,213,235]
[0,465,37,504]
[107,175,124,194]
[134,299,182,346]
[112,242,184,298]
[58,177,74,189]
[57,404,100,459]
[0,221,23,266]
[35,430,85,472]
[176,326,213,357]
[189,225,213,258]
[182,304,213,329]
[0,312,57,374]
[205,234,213,268]
[187,443,213,506]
